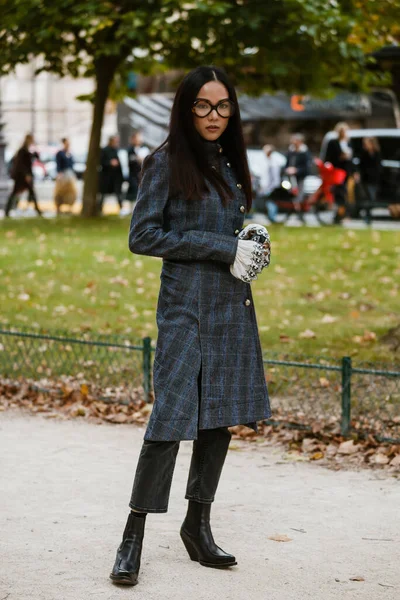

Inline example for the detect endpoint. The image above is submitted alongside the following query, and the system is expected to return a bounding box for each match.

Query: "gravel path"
[1,410,399,600]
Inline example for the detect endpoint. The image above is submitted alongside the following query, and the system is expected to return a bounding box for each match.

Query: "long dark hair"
[151,66,252,209]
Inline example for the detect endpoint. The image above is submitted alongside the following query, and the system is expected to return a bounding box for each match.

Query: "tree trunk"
[81,58,118,217]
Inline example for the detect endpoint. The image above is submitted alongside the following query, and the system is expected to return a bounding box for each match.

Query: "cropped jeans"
[129,427,232,513]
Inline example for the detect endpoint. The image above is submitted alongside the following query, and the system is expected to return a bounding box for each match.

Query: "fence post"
[341,356,352,436]
[142,337,152,403]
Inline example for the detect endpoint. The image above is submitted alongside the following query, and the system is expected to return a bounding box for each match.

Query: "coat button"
[236,183,242,189]
[211,165,217,170]
[218,146,223,153]
[240,205,245,213]
[234,229,240,235]
[245,299,251,306]
[227,162,231,167]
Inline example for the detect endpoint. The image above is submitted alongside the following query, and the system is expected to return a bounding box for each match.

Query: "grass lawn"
[1,217,399,364]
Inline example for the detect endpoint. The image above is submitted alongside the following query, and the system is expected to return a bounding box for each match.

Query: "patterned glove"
[230,224,271,283]
[230,239,265,283]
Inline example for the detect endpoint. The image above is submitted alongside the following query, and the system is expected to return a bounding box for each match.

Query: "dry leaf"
[321,314,337,324]
[319,377,330,388]
[370,453,390,465]
[362,331,377,342]
[337,440,361,455]
[299,329,316,339]
[279,334,292,343]
[310,451,324,460]
[71,405,86,417]
[302,438,319,452]
[389,455,400,467]
[268,534,292,542]
[349,576,365,582]
[106,413,129,424]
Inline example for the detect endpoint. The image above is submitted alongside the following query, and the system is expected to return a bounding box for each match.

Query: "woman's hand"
[230,239,265,283]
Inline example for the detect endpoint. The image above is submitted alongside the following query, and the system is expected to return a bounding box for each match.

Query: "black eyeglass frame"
[192,98,235,119]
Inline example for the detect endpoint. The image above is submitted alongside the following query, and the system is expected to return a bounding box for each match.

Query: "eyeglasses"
[192,99,235,118]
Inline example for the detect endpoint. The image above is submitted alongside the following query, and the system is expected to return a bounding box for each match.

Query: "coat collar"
[202,139,223,163]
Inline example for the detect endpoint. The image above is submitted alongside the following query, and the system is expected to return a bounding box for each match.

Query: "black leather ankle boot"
[110,512,146,585]
[180,501,237,568]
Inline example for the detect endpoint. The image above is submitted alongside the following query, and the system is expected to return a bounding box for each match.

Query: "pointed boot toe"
[110,512,146,586]
[180,502,237,569]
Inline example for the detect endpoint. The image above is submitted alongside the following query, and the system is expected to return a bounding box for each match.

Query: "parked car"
[320,128,400,218]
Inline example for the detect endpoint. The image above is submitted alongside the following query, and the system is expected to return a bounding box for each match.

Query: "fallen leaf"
[362,331,377,342]
[389,455,400,467]
[310,451,324,460]
[349,576,365,582]
[268,534,292,542]
[106,413,129,424]
[71,405,86,417]
[321,314,337,324]
[319,377,330,388]
[279,334,292,343]
[337,440,361,455]
[369,453,389,465]
[299,329,316,339]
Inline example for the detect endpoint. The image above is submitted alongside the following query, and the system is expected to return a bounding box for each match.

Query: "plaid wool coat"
[129,142,271,441]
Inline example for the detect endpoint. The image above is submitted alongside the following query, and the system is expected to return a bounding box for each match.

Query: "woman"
[54,137,77,214]
[325,122,353,223]
[358,137,381,224]
[5,133,42,217]
[110,66,271,586]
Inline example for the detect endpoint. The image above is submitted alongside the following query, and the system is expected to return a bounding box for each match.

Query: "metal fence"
[0,327,152,403]
[261,354,400,444]
[0,328,399,443]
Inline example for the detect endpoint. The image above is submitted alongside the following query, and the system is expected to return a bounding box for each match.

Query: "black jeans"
[5,183,41,216]
[129,427,232,513]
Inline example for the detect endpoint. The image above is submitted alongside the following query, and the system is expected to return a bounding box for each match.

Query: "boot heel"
[180,529,199,562]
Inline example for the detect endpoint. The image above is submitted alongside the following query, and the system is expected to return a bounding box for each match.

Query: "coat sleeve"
[56,151,62,173]
[128,151,238,264]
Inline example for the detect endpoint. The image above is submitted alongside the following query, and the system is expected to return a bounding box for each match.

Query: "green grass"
[1,217,399,363]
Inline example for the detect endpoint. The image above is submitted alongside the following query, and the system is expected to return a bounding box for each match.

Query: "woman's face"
[338,126,349,141]
[363,138,373,152]
[193,81,231,141]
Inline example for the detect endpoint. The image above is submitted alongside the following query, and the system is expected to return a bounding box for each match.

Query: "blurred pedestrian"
[126,130,150,205]
[98,135,123,213]
[54,137,77,215]
[357,137,381,224]
[284,133,312,222]
[325,122,353,223]
[5,133,42,217]
[259,144,284,222]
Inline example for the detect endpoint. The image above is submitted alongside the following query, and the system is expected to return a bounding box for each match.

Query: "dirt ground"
[1,410,399,600]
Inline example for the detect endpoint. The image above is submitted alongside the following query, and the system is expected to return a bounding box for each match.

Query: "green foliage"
[1,0,397,214]
[1,0,398,95]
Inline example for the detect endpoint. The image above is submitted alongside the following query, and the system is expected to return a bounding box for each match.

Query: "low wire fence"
[261,354,400,443]
[0,327,152,404]
[0,327,399,443]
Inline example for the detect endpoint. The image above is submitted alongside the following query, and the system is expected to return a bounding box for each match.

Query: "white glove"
[230,239,265,283]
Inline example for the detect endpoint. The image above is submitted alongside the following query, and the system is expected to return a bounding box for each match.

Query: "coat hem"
[144,408,272,442]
